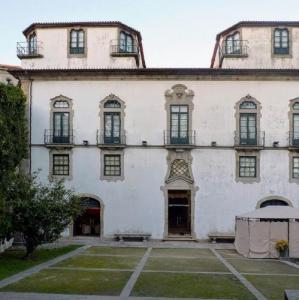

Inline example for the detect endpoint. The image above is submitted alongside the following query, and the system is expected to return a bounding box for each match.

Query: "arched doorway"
[74,197,101,236]
[260,199,289,208]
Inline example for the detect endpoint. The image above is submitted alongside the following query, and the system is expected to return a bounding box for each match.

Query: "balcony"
[16,41,43,59]
[44,130,74,147]
[96,130,126,148]
[220,40,248,59]
[110,41,139,57]
[164,131,196,149]
[234,131,265,150]
[288,131,299,149]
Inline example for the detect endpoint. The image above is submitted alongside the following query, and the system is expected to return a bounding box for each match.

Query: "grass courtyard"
[0,244,81,281]
[0,246,299,299]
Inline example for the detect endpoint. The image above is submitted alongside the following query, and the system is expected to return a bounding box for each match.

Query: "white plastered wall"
[31,79,299,239]
[21,27,140,69]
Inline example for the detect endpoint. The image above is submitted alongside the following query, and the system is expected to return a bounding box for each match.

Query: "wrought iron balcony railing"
[164,130,196,147]
[234,131,265,148]
[110,41,139,55]
[220,40,249,58]
[17,41,43,58]
[96,130,126,147]
[44,130,74,145]
[289,131,299,148]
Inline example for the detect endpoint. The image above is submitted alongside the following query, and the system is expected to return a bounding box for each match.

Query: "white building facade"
[10,21,299,240]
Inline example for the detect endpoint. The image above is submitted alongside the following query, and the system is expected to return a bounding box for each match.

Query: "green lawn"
[0,245,81,281]
[132,272,256,299]
[54,254,139,269]
[1,268,131,295]
[227,258,299,274]
[144,257,228,272]
[150,248,215,258]
[85,247,146,256]
[246,275,299,300]
[216,249,243,258]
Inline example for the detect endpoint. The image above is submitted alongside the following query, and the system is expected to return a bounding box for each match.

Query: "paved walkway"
[0,293,231,300]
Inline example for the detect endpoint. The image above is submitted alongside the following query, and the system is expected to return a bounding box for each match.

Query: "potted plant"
[275,240,289,258]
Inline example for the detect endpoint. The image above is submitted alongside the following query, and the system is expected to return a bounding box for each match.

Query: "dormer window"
[274,28,289,55]
[225,32,241,54]
[70,29,85,54]
[119,31,134,53]
[28,33,37,55]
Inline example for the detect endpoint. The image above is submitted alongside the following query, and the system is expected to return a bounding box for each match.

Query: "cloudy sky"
[1,0,299,67]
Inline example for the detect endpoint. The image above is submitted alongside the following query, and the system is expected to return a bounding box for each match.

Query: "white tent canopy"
[235,206,299,258]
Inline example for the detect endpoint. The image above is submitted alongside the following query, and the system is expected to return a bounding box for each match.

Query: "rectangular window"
[239,156,256,177]
[53,112,70,143]
[274,28,289,55]
[104,154,121,176]
[293,114,299,146]
[293,157,299,178]
[170,105,189,144]
[70,29,85,54]
[104,112,120,144]
[240,113,257,145]
[53,154,69,176]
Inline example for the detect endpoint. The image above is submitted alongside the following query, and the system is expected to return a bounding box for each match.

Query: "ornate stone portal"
[162,84,198,239]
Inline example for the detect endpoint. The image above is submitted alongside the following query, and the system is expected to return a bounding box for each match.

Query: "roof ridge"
[22,21,141,36]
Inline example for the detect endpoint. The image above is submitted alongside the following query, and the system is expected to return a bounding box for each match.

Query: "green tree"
[8,173,82,259]
[0,82,27,242]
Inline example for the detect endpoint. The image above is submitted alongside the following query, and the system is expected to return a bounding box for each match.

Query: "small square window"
[53,154,69,176]
[293,157,299,178]
[239,156,256,178]
[104,154,121,176]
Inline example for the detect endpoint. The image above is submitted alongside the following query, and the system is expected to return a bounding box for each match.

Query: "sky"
[1,0,299,68]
